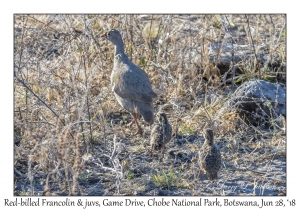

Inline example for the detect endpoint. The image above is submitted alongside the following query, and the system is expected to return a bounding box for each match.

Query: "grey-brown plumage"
[199,129,221,181]
[101,29,157,135]
[150,113,172,157]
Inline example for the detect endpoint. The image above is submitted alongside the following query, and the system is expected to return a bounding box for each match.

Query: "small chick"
[199,128,221,181]
[150,112,172,158]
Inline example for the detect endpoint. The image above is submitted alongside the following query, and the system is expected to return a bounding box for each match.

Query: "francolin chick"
[150,112,172,158]
[199,128,221,180]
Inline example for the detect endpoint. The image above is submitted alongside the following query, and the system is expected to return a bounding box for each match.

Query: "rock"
[168,149,193,163]
[230,79,286,126]
[14,135,22,146]
[187,42,283,75]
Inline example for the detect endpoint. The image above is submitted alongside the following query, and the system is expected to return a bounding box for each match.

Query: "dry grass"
[14,14,286,196]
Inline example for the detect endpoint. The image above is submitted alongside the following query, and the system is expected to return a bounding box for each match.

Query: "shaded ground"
[14,106,286,196]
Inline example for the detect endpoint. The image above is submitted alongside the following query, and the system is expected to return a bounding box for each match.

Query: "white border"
[1,1,298,209]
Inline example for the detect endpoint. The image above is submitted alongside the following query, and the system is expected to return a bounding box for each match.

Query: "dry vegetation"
[14,14,286,196]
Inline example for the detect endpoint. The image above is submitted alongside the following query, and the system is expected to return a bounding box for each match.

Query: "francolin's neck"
[114,40,125,55]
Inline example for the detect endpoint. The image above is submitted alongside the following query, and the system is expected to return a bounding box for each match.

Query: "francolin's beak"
[100,32,107,38]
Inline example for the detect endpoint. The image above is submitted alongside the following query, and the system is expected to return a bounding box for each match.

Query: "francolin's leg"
[130,113,143,135]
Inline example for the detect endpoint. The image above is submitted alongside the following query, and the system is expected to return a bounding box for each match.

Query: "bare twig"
[14,71,60,119]
[245,15,261,79]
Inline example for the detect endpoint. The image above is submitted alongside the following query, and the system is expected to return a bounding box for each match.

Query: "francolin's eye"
[108,32,111,36]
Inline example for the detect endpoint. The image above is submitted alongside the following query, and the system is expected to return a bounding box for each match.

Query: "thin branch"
[14,71,60,119]
[245,15,261,79]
